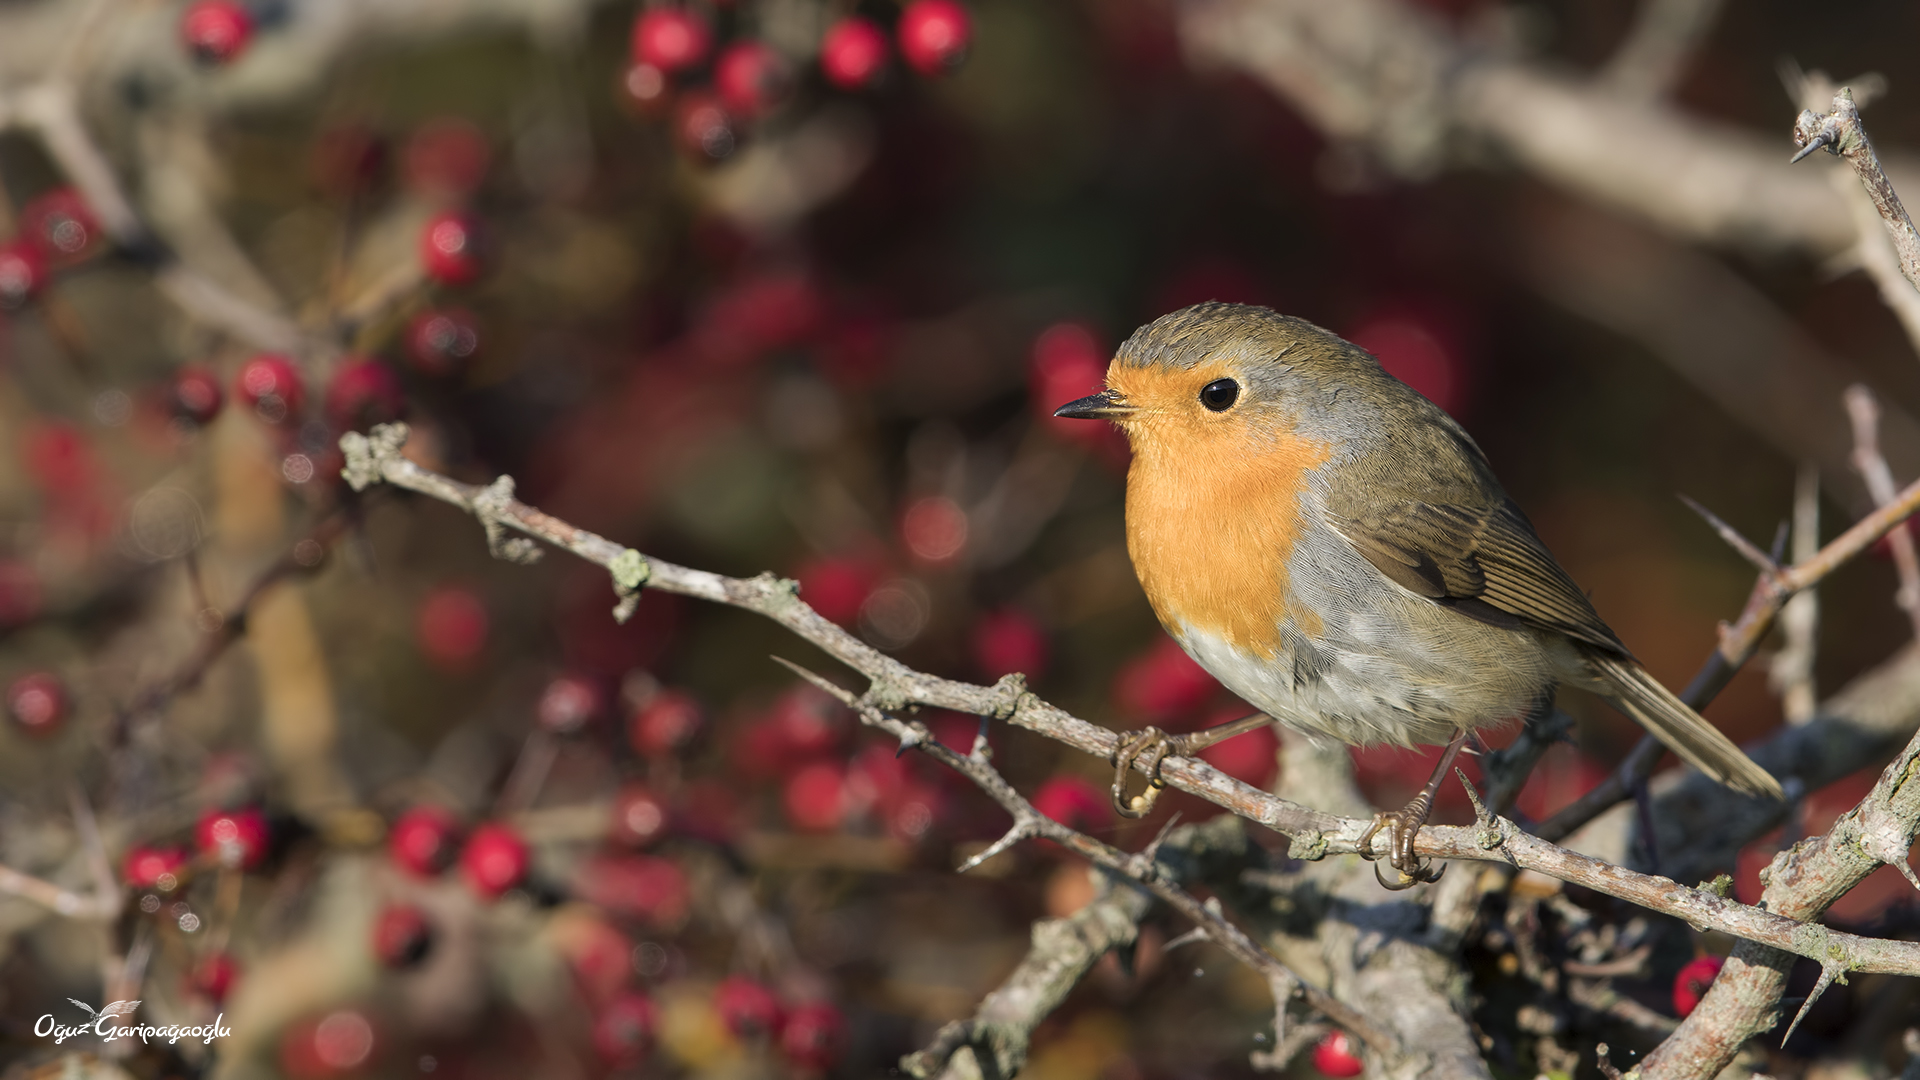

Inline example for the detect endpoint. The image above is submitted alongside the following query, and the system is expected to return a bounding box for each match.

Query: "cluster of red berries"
[627,0,973,161]
[0,188,103,312]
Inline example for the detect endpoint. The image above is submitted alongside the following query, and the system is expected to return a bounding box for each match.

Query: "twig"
[6,80,307,354]
[900,858,1154,1079]
[775,659,1399,1063]
[1793,89,1920,292]
[113,511,352,744]
[1845,385,1920,639]
[1770,464,1821,724]
[340,424,1920,982]
[1539,458,1920,842]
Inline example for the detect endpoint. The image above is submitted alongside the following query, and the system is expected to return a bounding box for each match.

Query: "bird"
[1053,302,1782,886]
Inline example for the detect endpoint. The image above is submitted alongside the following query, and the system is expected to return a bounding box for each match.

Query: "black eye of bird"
[1199,378,1239,412]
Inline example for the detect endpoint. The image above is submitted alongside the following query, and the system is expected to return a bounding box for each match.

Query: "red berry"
[124,844,190,892]
[371,903,434,968]
[388,805,462,877]
[820,18,889,90]
[280,1009,377,1080]
[1672,954,1726,1017]
[714,977,784,1040]
[181,0,254,65]
[971,608,1048,680]
[403,119,490,199]
[196,805,270,870]
[897,0,971,76]
[631,9,712,74]
[460,822,529,898]
[609,784,671,848]
[575,853,689,925]
[1312,1029,1364,1078]
[323,357,404,433]
[784,762,849,832]
[795,556,882,625]
[1031,775,1110,833]
[780,1002,847,1070]
[628,688,704,758]
[537,675,603,734]
[7,672,67,737]
[416,587,488,671]
[592,991,659,1066]
[20,189,98,264]
[170,365,225,426]
[0,242,46,308]
[770,685,850,757]
[191,952,237,1003]
[404,308,480,376]
[674,92,736,161]
[235,353,305,425]
[901,496,968,564]
[715,41,792,119]
[420,213,484,286]
[1114,636,1219,721]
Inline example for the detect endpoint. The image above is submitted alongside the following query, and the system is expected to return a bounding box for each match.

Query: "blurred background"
[1,0,1920,1076]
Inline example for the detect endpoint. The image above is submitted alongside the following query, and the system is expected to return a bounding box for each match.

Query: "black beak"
[1053,389,1130,420]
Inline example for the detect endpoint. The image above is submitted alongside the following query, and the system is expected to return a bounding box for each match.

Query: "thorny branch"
[1794,89,1920,296]
[1636,720,1920,1079]
[770,661,1397,1067]
[1537,461,1920,843]
[340,423,1920,983]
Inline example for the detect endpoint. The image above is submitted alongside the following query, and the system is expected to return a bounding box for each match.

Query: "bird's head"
[1052,302,1398,462]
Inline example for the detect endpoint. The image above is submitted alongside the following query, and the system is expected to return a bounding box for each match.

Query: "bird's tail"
[1585,651,1783,800]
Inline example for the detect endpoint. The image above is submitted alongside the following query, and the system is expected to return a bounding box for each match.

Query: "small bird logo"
[66,999,140,1022]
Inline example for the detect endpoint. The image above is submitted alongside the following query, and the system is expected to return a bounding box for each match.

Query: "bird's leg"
[1357,729,1470,890]
[1110,712,1274,819]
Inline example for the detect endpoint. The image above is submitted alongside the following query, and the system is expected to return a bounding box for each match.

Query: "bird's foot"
[1110,727,1178,819]
[1356,803,1445,891]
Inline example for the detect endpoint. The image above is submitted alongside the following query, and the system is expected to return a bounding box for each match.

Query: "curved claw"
[1111,727,1174,819]
[1357,809,1444,887]
[1372,858,1444,891]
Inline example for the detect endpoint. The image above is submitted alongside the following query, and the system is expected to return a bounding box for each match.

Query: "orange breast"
[1125,429,1332,658]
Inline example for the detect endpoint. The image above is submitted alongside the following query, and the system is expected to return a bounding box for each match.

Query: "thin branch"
[1846,385,1920,638]
[8,80,307,354]
[112,511,352,745]
[1793,88,1920,292]
[340,424,1920,983]
[899,855,1153,1078]
[1539,451,1920,841]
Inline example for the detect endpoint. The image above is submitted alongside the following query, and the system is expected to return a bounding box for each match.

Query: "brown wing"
[1334,499,1627,655]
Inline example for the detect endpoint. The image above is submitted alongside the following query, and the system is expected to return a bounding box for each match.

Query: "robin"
[1054,302,1782,887]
